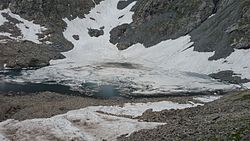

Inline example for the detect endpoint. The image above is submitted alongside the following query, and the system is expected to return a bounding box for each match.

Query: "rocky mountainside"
[0,0,249,91]
[0,0,102,68]
[0,0,249,68]
[0,1,250,141]
[110,0,250,60]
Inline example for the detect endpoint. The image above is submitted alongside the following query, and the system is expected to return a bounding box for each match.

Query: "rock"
[88,28,104,37]
[117,0,136,10]
[72,35,80,40]
[110,0,250,60]
[0,41,65,69]
[110,0,215,50]
[191,0,250,60]
[0,0,249,67]
[109,24,130,47]
[118,91,250,141]
[209,70,250,85]
[0,0,103,69]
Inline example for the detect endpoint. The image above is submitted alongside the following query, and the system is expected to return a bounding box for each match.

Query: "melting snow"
[193,96,222,103]
[96,100,203,117]
[0,9,46,44]
[0,134,9,141]
[208,14,215,19]
[0,11,8,26]
[0,100,202,141]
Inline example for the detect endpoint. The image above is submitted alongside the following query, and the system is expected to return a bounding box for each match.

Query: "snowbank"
[193,96,222,103]
[0,100,202,141]
[0,9,47,44]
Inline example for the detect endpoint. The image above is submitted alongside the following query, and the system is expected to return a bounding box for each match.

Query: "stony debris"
[118,91,250,141]
[0,41,65,69]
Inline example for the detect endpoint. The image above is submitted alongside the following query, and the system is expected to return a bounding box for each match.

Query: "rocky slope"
[110,0,215,49]
[118,91,250,141]
[0,90,249,140]
[0,0,102,68]
[1,0,249,67]
[110,0,250,60]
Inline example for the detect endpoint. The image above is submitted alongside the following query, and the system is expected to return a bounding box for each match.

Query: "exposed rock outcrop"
[88,28,104,37]
[110,0,215,49]
[191,0,250,60]
[0,41,65,69]
[0,0,102,69]
[110,0,250,61]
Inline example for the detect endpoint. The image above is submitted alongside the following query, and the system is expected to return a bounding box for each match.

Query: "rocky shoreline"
[0,91,197,122]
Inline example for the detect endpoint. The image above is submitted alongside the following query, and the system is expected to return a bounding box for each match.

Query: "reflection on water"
[0,69,123,99]
[0,81,122,99]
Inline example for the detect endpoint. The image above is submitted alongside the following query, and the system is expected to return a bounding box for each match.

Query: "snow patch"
[193,96,222,103]
[0,100,200,141]
[208,14,215,19]
[97,100,202,117]
[0,9,47,44]
[244,82,250,89]
[0,134,9,141]
[0,11,8,26]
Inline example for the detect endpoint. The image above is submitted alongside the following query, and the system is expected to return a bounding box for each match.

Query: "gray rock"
[118,91,250,141]
[191,0,250,60]
[0,0,103,69]
[110,0,215,50]
[0,41,65,69]
[72,35,80,40]
[209,70,250,84]
[110,0,250,61]
[88,28,104,37]
[117,0,136,10]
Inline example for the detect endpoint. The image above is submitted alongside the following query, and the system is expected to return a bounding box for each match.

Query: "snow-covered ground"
[0,9,47,44]
[0,100,202,141]
[193,96,222,103]
[1,0,249,95]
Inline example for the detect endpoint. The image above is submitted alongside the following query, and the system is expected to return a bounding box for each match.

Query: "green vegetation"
[235,91,250,101]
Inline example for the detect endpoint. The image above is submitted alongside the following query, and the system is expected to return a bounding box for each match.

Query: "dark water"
[0,81,123,99]
[0,70,226,99]
[0,69,124,99]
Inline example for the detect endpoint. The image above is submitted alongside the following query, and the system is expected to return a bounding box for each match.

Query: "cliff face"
[110,0,214,49]
[0,0,101,20]
[191,0,250,60]
[110,0,250,59]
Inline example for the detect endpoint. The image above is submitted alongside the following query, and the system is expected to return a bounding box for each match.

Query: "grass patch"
[234,91,250,101]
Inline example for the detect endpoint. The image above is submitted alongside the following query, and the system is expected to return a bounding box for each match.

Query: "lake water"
[0,70,226,98]
[0,71,122,99]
